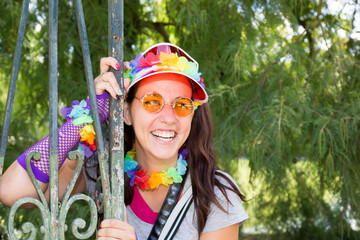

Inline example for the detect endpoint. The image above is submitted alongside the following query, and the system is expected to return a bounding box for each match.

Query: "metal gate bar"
[74,0,111,220]
[48,0,60,238]
[108,0,125,221]
[0,0,30,183]
[0,0,124,238]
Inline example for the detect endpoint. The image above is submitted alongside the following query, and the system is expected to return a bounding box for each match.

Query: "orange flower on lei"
[79,125,95,145]
[148,172,163,189]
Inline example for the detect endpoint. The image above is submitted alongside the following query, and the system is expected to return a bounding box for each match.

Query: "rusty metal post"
[0,0,30,183]
[73,0,112,220]
[108,0,125,220]
[48,0,60,238]
[4,0,99,239]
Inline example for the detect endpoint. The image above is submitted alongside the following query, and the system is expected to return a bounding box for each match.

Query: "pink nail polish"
[115,63,121,70]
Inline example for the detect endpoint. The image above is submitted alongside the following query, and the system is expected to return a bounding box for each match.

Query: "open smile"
[151,130,177,142]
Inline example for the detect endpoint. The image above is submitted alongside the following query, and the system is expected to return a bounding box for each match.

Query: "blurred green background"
[0,0,359,239]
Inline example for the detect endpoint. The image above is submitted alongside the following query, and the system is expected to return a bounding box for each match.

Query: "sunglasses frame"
[134,92,195,118]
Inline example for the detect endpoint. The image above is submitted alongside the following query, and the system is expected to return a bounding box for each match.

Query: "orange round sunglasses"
[134,92,195,117]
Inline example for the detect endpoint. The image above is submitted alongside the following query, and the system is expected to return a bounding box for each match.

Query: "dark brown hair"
[123,84,246,235]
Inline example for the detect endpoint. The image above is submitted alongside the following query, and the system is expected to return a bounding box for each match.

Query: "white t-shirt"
[127,170,249,239]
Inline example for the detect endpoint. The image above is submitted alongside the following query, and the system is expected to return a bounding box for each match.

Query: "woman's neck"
[135,145,178,173]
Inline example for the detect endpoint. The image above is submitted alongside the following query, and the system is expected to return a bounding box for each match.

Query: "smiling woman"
[0,43,248,240]
[125,74,194,164]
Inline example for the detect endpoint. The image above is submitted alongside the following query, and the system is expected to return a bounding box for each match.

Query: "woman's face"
[124,73,193,165]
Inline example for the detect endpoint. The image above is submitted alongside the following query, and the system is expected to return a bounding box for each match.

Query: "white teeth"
[157,137,173,142]
[151,130,176,141]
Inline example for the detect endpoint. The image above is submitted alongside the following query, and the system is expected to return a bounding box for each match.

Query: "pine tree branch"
[186,0,196,17]
[294,0,323,53]
[349,0,358,33]
[318,14,341,102]
[253,120,270,149]
[278,67,284,143]
[257,98,264,117]
[278,100,284,140]
[208,81,253,98]
[214,98,255,145]
[297,18,315,56]
[227,0,232,10]
[345,0,358,51]
[143,21,175,42]
[261,61,278,87]
[88,1,106,33]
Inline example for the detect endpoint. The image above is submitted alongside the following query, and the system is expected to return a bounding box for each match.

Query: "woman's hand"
[94,57,131,99]
[97,206,136,240]
[97,219,136,240]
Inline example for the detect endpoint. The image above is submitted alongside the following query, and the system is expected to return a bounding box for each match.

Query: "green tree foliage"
[1,0,359,239]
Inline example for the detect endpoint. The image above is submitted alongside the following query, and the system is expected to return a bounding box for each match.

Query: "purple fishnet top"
[17,92,109,183]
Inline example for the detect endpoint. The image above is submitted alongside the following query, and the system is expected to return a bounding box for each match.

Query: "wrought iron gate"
[0,0,125,239]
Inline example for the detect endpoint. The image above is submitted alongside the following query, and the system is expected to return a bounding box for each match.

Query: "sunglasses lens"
[174,98,194,117]
[140,93,194,117]
[142,93,163,112]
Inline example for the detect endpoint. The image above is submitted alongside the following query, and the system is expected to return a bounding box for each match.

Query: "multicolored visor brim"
[126,43,208,104]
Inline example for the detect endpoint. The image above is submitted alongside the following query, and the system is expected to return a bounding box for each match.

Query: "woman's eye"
[176,102,190,109]
[145,100,161,106]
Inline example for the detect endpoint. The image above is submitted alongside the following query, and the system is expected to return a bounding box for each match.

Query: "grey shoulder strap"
[158,175,193,240]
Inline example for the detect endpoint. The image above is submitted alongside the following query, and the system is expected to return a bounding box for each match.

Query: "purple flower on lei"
[78,142,94,158]
[71,100,80,106]
[129,54,143,69]
[128,165,141,186]
[85,98,92,115]
[179,148,188,159]
[130,66,148,80]
[60,107,72,120]
[125,153,140,185]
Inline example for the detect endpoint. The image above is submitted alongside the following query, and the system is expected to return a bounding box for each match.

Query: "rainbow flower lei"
[60,99,97,158]
[125,51,205,90]
[124,147,188,190]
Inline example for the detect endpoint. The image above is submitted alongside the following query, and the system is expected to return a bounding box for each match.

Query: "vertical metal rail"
[108,0,125,220]
[1,0,125,237]
[3,0,102,238]
[0,0,30,183]
[48,0,60,238]
[74,0,112,219]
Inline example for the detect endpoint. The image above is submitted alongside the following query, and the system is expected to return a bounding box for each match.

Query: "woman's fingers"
[97,227,126,239]
[123,62,132,92]
[95,81,118,99]
[100,58,132,73]
[124,61,132,70]
[100,57,121,74]
[100,218,135,230]
[95,58,132,98]
[94,72,119,99]
[97,219,136,240]
[102,72,121,97]
[97,227,123,238]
